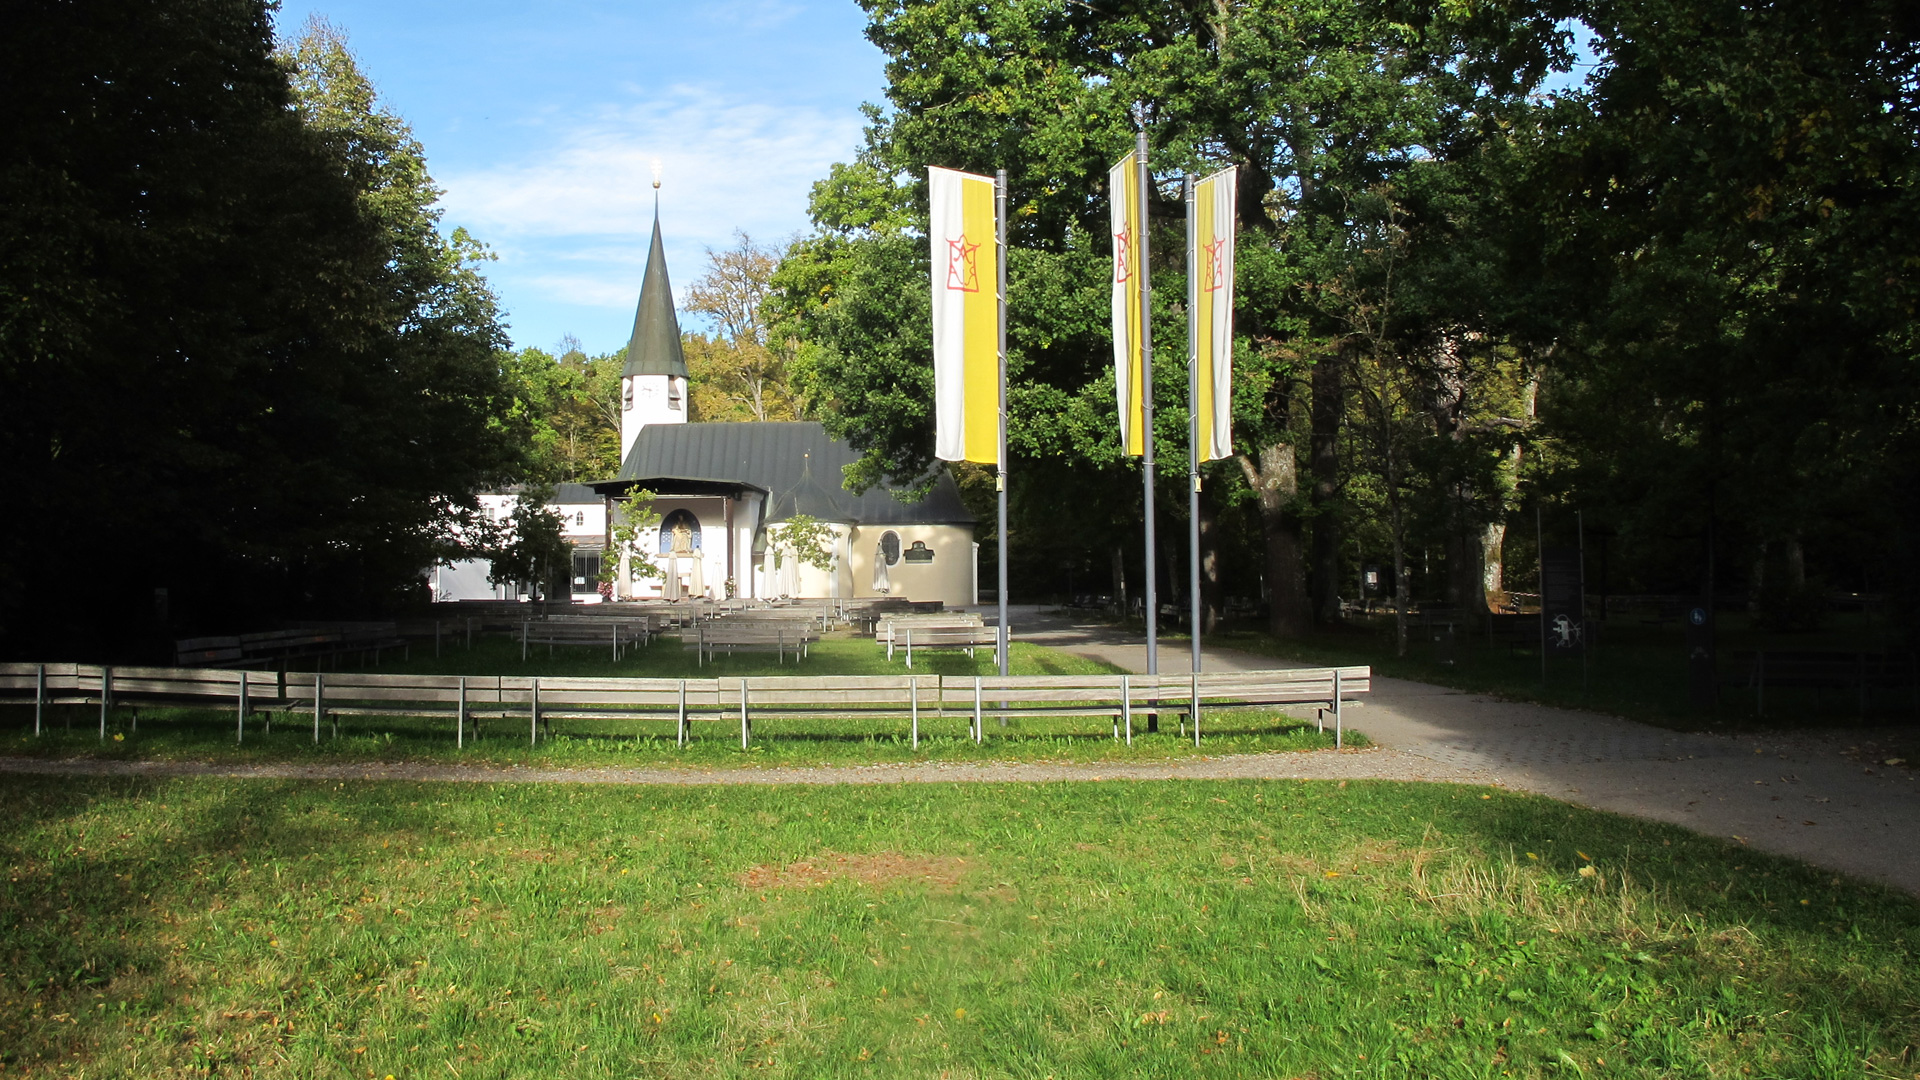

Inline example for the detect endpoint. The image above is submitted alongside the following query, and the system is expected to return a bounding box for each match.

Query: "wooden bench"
[890,624,1002,667]
[174,623,408,669]
[0,661,1371,749]
[724,608,836,632]
[683,620,820,665]
[935,667,1370,746]
[517,617,653,661]
[876,614,989,662]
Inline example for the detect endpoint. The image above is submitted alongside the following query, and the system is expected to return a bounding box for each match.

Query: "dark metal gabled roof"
[588,421,976,527]
[621,214,688,379]
[552,482,602,505]
[766,454,852,523]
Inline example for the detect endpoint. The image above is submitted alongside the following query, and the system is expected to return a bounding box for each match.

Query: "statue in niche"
[658,510,702,555]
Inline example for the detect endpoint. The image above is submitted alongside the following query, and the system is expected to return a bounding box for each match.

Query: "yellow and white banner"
[1192,166,1236,462]
[1110,151,1146,456]
[930,166,1000,464]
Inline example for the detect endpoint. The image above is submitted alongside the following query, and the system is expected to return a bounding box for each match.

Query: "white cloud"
[439,84,862,316]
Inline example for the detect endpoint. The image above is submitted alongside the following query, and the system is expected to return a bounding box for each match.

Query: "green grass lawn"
[3,776,1915,1078]
[1,639,1359,767]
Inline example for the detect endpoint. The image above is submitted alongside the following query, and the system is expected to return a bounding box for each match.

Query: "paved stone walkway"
[1014,606,1920,896]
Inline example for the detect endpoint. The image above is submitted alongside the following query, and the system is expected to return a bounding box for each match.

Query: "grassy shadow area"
[1201,609,1918,734]
[0,639,1362,767]
[1,776,1914,1077]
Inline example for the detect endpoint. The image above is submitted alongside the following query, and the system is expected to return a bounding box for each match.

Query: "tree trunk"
[1309,348,1347,624]
[1481,522,1508,605]
[1111,545,1128,619]
[1197,492,1223,632]
[1238,443,1307,636]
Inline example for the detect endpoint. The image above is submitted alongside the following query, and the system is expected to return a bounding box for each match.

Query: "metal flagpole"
[1185,173,1201,676]
[1136,129,1158,676]
[996,168,1011,677]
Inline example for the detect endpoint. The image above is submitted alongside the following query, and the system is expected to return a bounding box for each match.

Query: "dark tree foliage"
[774,0,1572,630]
[1517,0,1920,615]
[782,0,1920,636]
[0,0,523,658]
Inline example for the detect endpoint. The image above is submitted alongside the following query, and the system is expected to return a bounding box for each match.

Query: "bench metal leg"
[740,679,750,750]
[1122,675,1132,747]
[1333,669,1343,749]
[99,666,111,741]
[313,673,323,744]
[34,664,44,737]
[531,678,541,746]
[237,673,248,744]
[1192,673,1201,748]
[910,680,919,750]
[677,680,687,748]
[973,677,982,743]
[457,677,467,748]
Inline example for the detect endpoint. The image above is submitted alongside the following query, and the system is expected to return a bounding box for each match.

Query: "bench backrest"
[0,660,1370,716]
[698,625,821,643]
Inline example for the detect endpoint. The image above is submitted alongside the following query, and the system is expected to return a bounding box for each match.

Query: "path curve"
[1013,605,1920,896]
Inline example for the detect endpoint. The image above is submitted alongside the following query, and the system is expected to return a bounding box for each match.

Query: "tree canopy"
[775,0,1920,641]
[0,1,524,655]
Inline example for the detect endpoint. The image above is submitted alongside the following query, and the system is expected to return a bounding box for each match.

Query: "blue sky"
[273,0,887,355]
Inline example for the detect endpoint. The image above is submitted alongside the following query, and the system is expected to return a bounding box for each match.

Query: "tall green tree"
[685,233,804,422]
[0,1,522,656]
[776,0,1571,631]
[1514,0,1920,611]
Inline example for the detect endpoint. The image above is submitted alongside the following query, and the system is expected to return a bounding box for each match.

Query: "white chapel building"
[436,207,978,606]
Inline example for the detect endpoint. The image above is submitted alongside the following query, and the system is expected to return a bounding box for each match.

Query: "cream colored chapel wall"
[846,524,975,608]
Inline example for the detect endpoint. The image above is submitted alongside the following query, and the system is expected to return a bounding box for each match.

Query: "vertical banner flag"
[930,166,1000,464]
[1192,166,1237,461]
[1110,152,1146,456]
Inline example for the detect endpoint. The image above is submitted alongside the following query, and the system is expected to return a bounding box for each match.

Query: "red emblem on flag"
[1203,236,1228,293]
[1113,230,1132,283]
[946,235,980,292]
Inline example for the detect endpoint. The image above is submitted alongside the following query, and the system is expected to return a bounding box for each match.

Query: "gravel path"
[0,746,1488,787]
[1015,606,1920,896]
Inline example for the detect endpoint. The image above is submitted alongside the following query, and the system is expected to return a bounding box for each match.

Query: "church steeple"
[619,196,690,460]
[623,213,688,380]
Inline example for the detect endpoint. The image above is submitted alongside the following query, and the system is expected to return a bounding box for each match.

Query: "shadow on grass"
[2,776,1915,1076]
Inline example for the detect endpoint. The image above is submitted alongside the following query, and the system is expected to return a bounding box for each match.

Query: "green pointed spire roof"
[622,212,688,378]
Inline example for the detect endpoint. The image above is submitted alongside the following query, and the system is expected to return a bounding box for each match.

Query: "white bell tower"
[619,184,689,461]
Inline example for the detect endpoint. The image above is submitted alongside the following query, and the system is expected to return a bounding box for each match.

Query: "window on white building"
[668,376,683,411]
[622,379,633,411]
